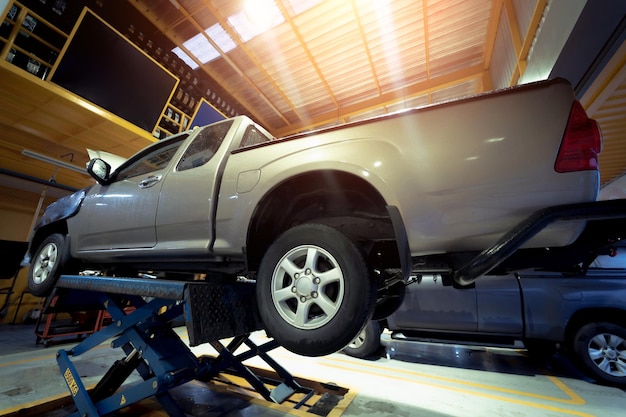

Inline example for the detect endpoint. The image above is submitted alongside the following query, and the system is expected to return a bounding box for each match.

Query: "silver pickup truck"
[26,78,623,357]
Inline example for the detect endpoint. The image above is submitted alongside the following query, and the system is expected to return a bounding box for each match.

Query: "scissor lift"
[52,275,328,417]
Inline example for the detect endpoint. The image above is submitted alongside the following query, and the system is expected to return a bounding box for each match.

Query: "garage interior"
[0,0,625,416]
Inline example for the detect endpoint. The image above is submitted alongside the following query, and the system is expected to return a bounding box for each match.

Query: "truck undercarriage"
[410,199,626,286]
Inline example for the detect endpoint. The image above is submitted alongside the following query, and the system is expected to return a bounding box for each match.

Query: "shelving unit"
[1,1,201,141]
[153,85,201,138]
[0,1,68,80]
[153,102,192,139]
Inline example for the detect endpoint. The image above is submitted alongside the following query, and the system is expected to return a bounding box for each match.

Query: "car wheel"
[343,320,382,358]
[573,321,626,386]
[28,234,71,297]
[257,224,376,357]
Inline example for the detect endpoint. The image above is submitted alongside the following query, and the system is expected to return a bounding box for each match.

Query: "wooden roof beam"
[130,0,290,126]
[273,64,483,137]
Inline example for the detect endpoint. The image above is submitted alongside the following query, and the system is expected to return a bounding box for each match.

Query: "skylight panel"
[287,0,324,16]
[172,23,236,68]
[184,32,219,64]
[229,0,284,42]
[206,23,237,53]
[172,47,199,69]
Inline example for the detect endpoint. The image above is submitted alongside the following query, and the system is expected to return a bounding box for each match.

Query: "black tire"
[28,234,71,297]
[256,224,376,357]
[573,321,626,386]
[343,320,382,358]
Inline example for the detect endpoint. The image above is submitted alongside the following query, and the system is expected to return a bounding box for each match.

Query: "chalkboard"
[51,9,178,132]
[190,98,226,128]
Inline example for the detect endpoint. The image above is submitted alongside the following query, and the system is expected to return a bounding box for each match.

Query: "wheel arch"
[245,169,399,272]
[28,189,85,257]
[564,307,626,349]
[29,221,69,256]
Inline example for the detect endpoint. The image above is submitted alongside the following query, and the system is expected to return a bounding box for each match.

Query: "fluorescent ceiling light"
[22,149,87,175]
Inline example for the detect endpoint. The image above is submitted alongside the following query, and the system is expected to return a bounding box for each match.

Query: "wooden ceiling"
[0,60,156,192]
[0,0,625,202]
[130,0,626,187]
[132,0,496,136]
[581,39,626,189]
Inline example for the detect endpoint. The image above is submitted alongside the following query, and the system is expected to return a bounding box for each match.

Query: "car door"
[475,274,523,334]
[388,274,478,332]
[153,119,235,252]
[75,136,188,251]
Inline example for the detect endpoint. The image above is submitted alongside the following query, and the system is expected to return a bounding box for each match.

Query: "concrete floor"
[1,322,625,417]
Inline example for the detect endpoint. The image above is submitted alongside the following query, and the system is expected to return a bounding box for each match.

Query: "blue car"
[344,264,626,387]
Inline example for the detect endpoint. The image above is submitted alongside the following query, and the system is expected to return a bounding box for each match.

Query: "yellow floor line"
[0,383,97,416]
[324,356,585,404]
[0,353,58,368]
[321,357,594,417]
[0,329,594,417]
[1,338,357,417]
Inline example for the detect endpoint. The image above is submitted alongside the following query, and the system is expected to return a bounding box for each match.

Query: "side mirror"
[87,158,112,185]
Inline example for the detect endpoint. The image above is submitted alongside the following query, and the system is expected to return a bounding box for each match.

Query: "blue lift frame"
[53,275,314,417]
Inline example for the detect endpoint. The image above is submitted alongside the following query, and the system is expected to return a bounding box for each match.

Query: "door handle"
[138,175,162,188]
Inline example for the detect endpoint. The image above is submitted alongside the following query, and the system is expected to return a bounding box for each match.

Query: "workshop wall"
[0,186,47,325]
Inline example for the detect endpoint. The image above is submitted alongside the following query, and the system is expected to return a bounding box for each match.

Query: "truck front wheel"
[28,233,72,297]
[257,224,376,356]
[573,321,626,386]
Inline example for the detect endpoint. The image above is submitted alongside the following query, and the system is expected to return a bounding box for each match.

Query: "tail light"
[555,100,602,173]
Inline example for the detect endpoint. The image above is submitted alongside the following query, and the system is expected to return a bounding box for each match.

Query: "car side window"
[239,125,271,148]
[116,135,188,181]
[177,120,234,171]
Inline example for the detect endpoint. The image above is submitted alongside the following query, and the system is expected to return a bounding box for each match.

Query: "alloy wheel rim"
[587,332,626,377]
[348,329,367,349]
[271,244,345,330]
[32,243,58,285]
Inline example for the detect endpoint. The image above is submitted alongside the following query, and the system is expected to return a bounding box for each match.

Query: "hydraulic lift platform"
[47,274,347,417]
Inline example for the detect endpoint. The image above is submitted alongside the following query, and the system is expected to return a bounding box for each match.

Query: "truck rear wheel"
[256,224,376,356]
[343,320,382,358]
[573,321,626,386]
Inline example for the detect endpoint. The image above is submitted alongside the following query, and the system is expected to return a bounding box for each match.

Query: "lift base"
[51,275,323,417]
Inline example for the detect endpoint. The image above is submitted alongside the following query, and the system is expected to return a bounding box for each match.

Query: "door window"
[177,120,234,171]
[115,135,188,180]
[239,125,272,148]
